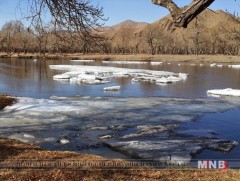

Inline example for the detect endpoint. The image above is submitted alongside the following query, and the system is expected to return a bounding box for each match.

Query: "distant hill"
[98,9,240,55]
[111,20,149,31]
[97,20,149,38]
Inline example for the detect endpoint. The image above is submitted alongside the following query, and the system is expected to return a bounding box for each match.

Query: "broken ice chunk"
[229,65,240,69]
[150,62,163,65]
[49,65,188,85]
[58,139,70,145]
[122,124,178,139]
[53,74,70,80]
[207,88,240,97]
[70,60,95,62]
[210,63,217,67]
[99,135,112,139]
[103,86,120,92]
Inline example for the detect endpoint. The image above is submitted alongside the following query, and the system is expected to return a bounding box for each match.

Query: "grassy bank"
[1,53,240,63]
[0,138,239,180]
[0,95,17,110]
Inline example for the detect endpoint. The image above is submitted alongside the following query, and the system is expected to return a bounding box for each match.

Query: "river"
[0,58,240,165]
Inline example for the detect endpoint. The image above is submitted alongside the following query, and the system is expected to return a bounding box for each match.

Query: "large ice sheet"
[229,65,240,69]
[0,96,239,163]
[49,65,187,85]
[106,139,238,164]
[207,88,240,97]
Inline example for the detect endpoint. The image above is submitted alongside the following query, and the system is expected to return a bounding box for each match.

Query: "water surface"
[1,58,240,162]
[1,58,240,99]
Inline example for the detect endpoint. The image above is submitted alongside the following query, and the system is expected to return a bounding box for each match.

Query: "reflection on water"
[1,58,240,99]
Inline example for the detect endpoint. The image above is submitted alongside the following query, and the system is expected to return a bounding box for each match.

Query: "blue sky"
[0,0,239,27]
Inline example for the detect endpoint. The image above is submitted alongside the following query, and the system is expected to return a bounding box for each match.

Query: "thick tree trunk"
[150,0,215,27]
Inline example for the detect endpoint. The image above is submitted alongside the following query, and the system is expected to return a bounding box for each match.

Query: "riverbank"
[0,138,239,180]
[0,95,16,110]
[0,53,240,63]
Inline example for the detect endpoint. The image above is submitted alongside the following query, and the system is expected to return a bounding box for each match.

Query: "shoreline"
[0,95,17,110]
[0,137,239,180]
[0,96,240,179]
[0,53,240,63]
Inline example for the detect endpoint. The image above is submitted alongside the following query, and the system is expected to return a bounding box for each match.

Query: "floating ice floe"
[210,63,223,68]
[228,65,240,69]
[23,134,35,139]
[150,62,163,65]
[99,135,112,139]
[122,124,178,139]
[53,74,71,80]
[103,86,120,92]
[8,133,35,143]
[210,63,217,67]
[207,88,240,97]
[102,61,148,64]
[49,65,187,85]
[59,139,70,145]
[70,59,95,63]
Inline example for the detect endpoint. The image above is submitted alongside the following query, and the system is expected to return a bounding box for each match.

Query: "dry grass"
[0,138,239,181]
[0,95,17,110]
[1,52,240,63]
[66,54,240,63]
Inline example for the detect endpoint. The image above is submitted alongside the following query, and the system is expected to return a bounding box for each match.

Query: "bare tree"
[113,28,134,54]
[144,25,161,55]
[24,0,106,37]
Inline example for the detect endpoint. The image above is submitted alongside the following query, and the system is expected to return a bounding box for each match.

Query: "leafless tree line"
[0,16,240,56]
[0,20,109,55]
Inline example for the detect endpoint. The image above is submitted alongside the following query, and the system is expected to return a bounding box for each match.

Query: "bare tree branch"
[150,0,215,27]
[26,0,106,35]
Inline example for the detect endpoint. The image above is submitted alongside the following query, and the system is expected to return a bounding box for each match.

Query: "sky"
[0,0,239,27]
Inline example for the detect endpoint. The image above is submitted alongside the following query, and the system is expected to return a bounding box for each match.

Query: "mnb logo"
[198,160,228,169]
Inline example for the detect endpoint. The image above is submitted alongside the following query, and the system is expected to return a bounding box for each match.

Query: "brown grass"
[0,95,17,110]
[1,52,240,63]
[0,138,239,181]
[65,54,240,63]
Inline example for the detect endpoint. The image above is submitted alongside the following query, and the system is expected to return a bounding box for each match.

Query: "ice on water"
[0,96,239,163]
[50,65,187,85]
[207,88,240,97]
